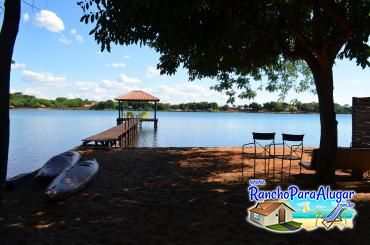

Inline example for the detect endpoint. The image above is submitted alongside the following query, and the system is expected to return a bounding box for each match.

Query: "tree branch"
[245,28,305,61]
[22,0,41,11]
[326,27,354,61]
[279,4,318,55]
[318,0,351,29]
[312,0,322,46]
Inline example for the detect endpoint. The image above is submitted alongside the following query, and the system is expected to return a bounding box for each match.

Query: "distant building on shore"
[82,102,97,109]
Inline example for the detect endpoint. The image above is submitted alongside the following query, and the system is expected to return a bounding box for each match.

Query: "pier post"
[154,101,158,129]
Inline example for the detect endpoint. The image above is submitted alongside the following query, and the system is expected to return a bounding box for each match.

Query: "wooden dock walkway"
[82,118,140,148]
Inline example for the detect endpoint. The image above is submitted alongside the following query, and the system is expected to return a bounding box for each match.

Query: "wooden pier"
[82,91,160,149]
[82,118,140,149]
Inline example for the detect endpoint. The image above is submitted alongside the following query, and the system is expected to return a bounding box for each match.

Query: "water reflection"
[136,123,158,147]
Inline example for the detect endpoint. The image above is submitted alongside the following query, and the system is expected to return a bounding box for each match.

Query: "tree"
[315,209,324,227]
[249,102,262,112]
[0,0,21,201]
[80,0,370,183]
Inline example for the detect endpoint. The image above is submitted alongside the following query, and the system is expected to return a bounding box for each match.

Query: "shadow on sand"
[0,147,369,244]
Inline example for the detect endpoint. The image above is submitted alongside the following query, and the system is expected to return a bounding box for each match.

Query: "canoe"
[46,159,99,200]
[35,151,81,180]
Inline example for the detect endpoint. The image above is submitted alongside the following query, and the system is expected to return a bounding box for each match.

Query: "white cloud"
[100,79,126,90]
[23,13,30,23]
[118,73,141,84]
[22,70,66,84]
[106,63,126,68]
[58,35,72,45]
[35,10,64,33]
[74,34,84,43]
[350,80,361,84]
[17,88,51,99]
[148,82,228,104]
[75,81,101,92]
[70,28,84,43]
[11,63,26,70]
[146,66,161,78]
[123,55,131,59]
[16,75,229,104]
[73,79,135,101]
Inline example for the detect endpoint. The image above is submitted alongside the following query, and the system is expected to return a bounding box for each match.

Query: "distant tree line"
[247,101,351,114]
[10,92,87,109]
[10,92,352,114]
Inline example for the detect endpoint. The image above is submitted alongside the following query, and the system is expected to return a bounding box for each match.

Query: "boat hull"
[46,159,99,200]
[36,151,81,180]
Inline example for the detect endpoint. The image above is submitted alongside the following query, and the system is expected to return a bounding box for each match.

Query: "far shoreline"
[9,107,351,115]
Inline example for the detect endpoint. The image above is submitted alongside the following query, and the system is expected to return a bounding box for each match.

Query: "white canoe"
[36,151,81,179]
[46,159,99,200]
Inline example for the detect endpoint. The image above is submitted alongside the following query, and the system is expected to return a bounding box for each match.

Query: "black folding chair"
[242,132,276,179]
[276,134,304,180]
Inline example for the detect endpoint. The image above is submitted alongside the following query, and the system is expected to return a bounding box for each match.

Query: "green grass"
[266,224,290,231]
[266,221,302,232]
[287,221,303,228]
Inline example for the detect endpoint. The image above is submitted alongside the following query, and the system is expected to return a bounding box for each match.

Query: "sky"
[2,0,370,105]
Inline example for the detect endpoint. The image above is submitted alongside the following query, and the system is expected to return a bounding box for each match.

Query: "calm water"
[8,110,352,178]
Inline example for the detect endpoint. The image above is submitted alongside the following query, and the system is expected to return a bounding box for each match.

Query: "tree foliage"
[79,0,370,182]
[79,0,369,101]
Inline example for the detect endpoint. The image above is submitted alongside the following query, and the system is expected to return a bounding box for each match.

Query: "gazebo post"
[154,101,157,129]
[117,100,120,125]
[119,101,121,118]
[116,91,159,129]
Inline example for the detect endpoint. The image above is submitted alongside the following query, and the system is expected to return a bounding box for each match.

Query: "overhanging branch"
[245,28,305,61]
[278,4,318,55]
[318,0,351,29]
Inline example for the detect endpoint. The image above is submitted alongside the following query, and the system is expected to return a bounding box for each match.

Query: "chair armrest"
[242,142,255,147]
[290,144,303,151]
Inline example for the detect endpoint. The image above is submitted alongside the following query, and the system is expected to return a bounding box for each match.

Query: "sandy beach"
[294,218,354,230]
[1,147,370,245]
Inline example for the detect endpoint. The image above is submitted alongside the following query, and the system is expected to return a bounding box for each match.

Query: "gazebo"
[115,90,160,128]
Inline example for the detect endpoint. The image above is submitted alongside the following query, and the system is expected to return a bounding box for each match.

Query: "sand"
[1,147,370,245]
[294,218,354,230]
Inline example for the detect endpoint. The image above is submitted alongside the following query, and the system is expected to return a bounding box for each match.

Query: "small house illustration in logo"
[248,200,295,228]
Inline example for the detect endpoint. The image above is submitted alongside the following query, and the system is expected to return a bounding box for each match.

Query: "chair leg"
[272,158,275,182]
[264,159,267,177]
[280,158,284,181]
[254,158,256,178]
[241,147,244,180]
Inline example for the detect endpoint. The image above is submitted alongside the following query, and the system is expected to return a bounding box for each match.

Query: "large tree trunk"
[0,0,21,202]
[312,60,337,183]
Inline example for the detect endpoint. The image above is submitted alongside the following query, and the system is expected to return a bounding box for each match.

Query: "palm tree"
[315,209,324,227]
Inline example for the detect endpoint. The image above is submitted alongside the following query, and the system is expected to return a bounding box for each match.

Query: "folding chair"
[276,134,304,181]
[322,205,346,229]
[242,132,276,179]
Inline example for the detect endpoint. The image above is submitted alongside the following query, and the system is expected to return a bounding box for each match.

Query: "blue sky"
[3,0,369,105]
[290,198,356,218]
